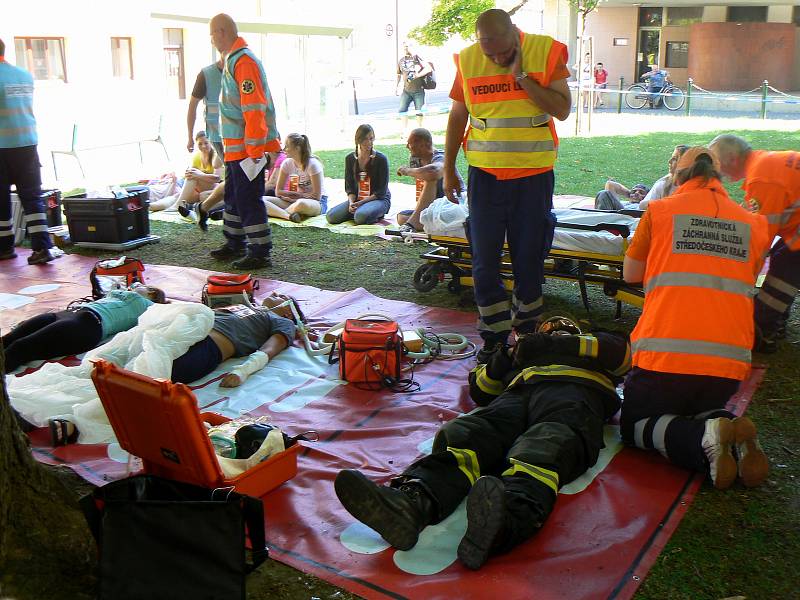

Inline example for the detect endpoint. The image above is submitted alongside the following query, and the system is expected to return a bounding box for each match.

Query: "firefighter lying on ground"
[334,317,630,570]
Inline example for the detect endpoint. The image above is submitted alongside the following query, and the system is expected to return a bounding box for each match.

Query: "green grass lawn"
[64,129,799,599]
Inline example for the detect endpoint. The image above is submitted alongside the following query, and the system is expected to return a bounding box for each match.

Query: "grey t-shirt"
[410,149,445,198]
[212,306,296,357]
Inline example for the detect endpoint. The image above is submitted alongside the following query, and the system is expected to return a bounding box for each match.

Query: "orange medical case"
[91,360,300,498]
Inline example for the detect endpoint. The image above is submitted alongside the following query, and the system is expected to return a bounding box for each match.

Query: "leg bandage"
[229,351,269,383]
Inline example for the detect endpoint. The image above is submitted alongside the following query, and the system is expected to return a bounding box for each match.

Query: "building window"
[638,7,663,27]
[111,37,133,79]
[727,6,767,23]
[666,7,703,26]
[613,38,629,46]
[13,37,67,82]
[665,42,689,69]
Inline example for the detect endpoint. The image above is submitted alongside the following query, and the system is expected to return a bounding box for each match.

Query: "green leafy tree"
[409,0,495,46]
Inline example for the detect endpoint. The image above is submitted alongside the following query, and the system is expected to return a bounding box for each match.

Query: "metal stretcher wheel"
[447,279,463,293]
[413,263,441,292]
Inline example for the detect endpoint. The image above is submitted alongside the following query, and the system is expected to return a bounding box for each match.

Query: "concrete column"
[702,6,727,23]
[768,6,793,23]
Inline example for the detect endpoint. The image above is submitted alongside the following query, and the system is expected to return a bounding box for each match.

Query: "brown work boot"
[334,469,435,551]
[733,416,769,488]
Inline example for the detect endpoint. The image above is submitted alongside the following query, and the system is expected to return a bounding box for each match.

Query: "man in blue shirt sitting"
[641,64,669,108]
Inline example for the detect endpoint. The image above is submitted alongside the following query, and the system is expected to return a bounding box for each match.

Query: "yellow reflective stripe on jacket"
[508,364,616,393]
[459,32,558,170]
[472,364,505,396]
[611,341,632,377]
[447,446,480,485]
[502,458,559,493]
[578,335,598,358]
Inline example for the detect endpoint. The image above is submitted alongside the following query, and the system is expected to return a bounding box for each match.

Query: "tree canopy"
[408,0,495,46]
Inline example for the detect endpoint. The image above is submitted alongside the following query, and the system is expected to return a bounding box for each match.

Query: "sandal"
[197,206,209,232]
[399,223,421,234]
[49,418,79,446]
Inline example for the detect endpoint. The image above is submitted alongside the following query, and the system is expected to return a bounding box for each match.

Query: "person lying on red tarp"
[334,317,630,570]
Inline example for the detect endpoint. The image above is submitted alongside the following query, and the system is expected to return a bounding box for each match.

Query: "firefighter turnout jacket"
[220,37,280,162]
[469,331,631,411]
[627,176,771,380]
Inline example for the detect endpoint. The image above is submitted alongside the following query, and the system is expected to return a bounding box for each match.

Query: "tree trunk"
[0,349,96,599]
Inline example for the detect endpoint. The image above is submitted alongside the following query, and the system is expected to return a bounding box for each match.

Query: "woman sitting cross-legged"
[263,133,327,223]
[153,130,222,212]
[326,124,391,226]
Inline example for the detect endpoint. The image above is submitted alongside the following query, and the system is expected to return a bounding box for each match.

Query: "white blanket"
[7,303,215,444]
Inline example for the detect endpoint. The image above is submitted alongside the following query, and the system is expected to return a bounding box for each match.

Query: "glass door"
[636,30,660,81]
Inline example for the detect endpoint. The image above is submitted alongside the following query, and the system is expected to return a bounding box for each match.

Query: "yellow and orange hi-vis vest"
[458,32,563,170]
[630,177,771,381]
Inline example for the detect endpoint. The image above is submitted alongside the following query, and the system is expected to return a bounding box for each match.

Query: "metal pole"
[617,76,624,114]
[395,0,399,69]
[760,80,768,120]
[352,80,359,115]
[686,77,692,116]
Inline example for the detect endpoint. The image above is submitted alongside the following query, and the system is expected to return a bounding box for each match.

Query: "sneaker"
[177,203,194,220]
[733,416,769,488]
[0,248,17,260]
[231,254,272,269]
[289,212,303,223]
[701,417,737,490]
[399,222,420,234]
[457,476,510,570]
[197,207,209,232]
[208,207,224,221]
[334,469,434,551]
[209,244,246,260]
[27,248,56,265]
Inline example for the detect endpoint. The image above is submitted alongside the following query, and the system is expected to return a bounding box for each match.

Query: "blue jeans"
[326,197,390,225]
[399,90,425,113]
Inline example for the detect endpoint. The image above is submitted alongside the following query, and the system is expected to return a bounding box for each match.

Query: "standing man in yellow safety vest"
[442,9,572,363]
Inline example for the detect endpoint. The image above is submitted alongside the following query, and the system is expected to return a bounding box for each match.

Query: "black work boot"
[476,341,508,365]
[457,476,511,570]
[334,469,435,551]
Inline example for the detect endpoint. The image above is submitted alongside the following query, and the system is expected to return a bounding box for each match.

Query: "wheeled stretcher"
[390,208,645,317]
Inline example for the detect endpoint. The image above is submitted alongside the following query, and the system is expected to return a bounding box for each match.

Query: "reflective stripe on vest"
[632,337,751,364]
[459,33,559,169]
[201,64,222,143]
[644,272,756,297]
[469,114,551,130]
[0,65,37,148]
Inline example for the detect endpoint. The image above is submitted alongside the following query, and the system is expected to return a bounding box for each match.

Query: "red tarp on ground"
[0,254,764,600]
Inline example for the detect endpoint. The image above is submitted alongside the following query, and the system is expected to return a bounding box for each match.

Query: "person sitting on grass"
[152,131,222,212]
[395,128,447,233]
[326,124,391,226]
[263,133,327,223]
[2,285,167,374]
[45,292,302,446]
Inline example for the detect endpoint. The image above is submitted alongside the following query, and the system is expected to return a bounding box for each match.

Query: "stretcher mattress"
[551,208,639,255]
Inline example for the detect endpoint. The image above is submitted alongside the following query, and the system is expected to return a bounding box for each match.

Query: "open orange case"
[91,360,300,497]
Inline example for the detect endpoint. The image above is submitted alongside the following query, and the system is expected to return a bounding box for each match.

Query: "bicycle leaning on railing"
[624,78,685,111]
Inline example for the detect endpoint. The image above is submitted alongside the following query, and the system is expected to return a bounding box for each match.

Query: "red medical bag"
[338,319,403,389]
[90,257,146,299]
[202,273,259,308]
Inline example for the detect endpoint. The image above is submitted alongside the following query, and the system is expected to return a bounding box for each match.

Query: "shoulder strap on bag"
[241,495,269,572]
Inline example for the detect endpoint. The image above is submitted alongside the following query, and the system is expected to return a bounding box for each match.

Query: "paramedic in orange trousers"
[621,146,770,491]
[441,9,572,363]
[209,14,281,269]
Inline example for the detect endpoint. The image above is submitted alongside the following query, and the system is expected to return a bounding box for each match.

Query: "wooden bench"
[51,115,170,180]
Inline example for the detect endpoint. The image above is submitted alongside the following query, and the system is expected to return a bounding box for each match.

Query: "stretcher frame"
[389,213,644,318]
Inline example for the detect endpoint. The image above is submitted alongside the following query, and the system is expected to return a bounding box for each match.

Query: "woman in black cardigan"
[326,124,391,225]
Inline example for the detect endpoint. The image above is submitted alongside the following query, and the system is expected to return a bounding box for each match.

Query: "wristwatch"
[515,72,528,82]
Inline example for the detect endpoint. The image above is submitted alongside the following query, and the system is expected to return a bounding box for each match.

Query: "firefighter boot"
[458,476,512,570]
[334,469,436,551]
